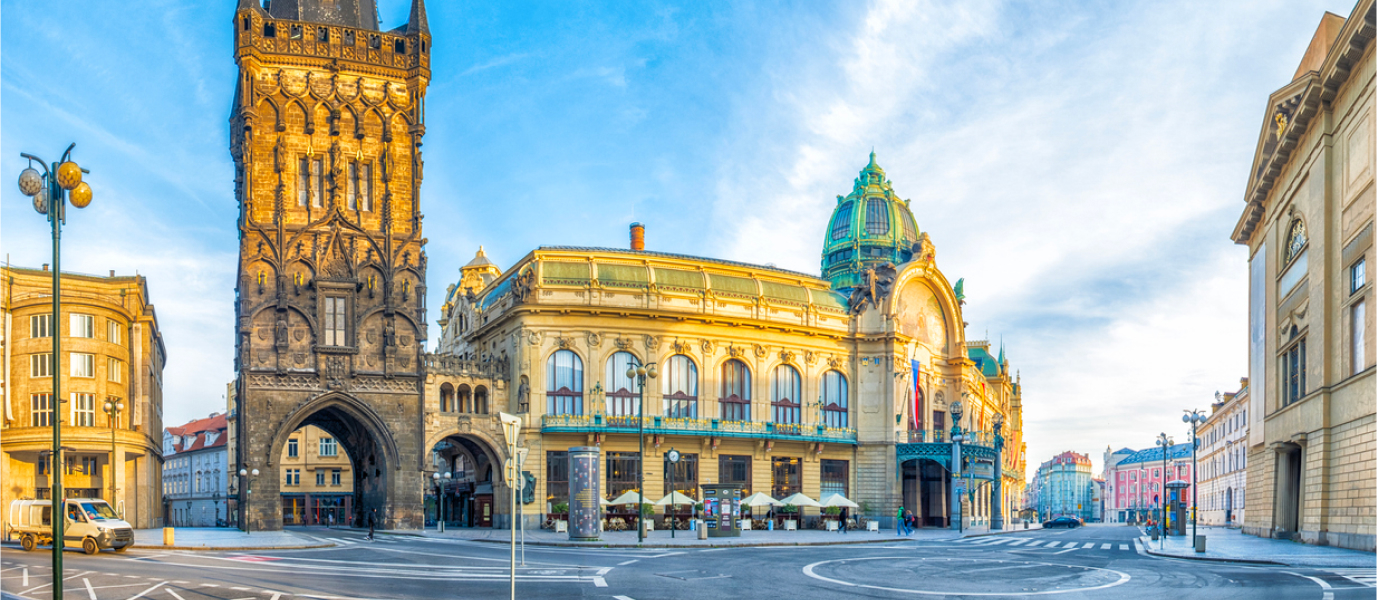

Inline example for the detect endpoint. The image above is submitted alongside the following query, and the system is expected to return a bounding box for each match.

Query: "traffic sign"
[516,447,529,468]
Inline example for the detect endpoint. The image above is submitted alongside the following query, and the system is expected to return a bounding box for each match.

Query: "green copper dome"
[821,152,920,289]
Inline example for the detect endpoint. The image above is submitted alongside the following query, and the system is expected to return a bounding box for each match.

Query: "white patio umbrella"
[820,493,860,509]
[599,496,612,507]
[653,491,696,506]
[740,492,781,508]
[608,491,647,506]
[776,492,822,508]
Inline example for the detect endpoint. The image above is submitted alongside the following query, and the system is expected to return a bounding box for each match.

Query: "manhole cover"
[656,570,731,580]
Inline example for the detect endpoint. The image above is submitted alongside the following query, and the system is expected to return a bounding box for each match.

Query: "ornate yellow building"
[0,265,167,527]
[428,155,1027,529]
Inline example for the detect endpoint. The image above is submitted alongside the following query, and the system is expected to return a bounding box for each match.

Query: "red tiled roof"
[166,414,228,453]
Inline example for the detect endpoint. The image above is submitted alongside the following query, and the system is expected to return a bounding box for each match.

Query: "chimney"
[630,222,645,251]
[42,264,49,271]
[109,270,115,277]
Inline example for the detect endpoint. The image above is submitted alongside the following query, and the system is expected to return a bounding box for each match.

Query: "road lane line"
[22,567,27,587]
[618,560,638,565]
[127,581,167,599]
[165,588,189,600]
[83,577,97,599]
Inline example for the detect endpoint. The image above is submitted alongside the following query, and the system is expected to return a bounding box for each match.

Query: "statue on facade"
[848,262,898,314]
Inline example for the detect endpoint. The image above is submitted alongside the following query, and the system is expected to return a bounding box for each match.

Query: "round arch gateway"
[425,432,508,529]
[239,391,423,532]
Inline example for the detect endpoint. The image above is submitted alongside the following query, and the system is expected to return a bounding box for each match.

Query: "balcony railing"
[541,413,857,444]
[903,429,997,446]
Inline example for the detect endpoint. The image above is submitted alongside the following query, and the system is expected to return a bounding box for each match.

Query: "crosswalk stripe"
[1082,543,1095,549]
[1101,543,1111,550]
[1026,541,1043,547]
[1042,541,1058,548]
[980,538,1010,545]
[1119,544,1129,550]
[1005,539,1029,546]
[336,538,356,545]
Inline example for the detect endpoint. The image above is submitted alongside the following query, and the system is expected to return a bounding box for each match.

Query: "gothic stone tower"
[230,0,431,531]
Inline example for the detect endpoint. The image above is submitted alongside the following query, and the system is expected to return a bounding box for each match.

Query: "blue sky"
[1,0,1343,474]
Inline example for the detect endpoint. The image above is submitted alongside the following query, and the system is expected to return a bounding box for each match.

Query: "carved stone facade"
[230,0,432,531]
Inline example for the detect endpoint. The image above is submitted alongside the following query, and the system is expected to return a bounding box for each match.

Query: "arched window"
[457,384,472,413]
[822,370,848,428]
[900,210,917,242]
[475,386,489,414]
[771,365,801,424]
[439,383,455,413]
[830,202,854,241]
[662,355,698,418]
[865,197,889,236]
[546,350,584,415]
[1285,218,1307,263]
[720,359,751,422]
[605,351,640,416]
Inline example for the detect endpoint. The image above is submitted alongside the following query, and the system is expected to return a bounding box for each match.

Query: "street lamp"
[102,399,125,511]
[1155,432,1173,547]
[627,361,658,543]
[991,413,1005,530]
[1183,409,1206,549]
[18,144,94,599]
[239,468,259,534]
[949,398,964,532]
[432,471,452,532]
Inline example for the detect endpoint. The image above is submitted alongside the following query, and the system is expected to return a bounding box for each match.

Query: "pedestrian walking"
[367,508,377,541]
[896,506,906,536]
[327,513,334,529]
[839,507,849,534]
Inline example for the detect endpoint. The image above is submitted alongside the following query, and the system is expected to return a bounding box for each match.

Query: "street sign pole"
[498,413,522,600]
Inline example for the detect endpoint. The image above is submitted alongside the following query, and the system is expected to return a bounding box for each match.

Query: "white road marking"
[1005,539,1029,546]
[199,583,219,587]
[593,577,607,587]
[1042,541,1058,548]
[1119,544,1129,551]
[1052,547,1079,555]
[83,577,97,600]
[1025,541,1043,547]
[1100,544,1111,550]
[165,587,189,600]
[127,581,167,599]
[613,596,636,600]
[1082,543,1095,549]
[22,567,28,587]
[230,586,252,590]
[618,560,638,565]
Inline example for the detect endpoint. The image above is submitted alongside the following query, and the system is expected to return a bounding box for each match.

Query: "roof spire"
[406,0,429,35]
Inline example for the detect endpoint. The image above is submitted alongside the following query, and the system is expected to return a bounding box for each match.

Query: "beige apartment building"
[1231,0,1375,551]
[1197,381,1249,527]
[0,265,167,527]
[279,425,354,526]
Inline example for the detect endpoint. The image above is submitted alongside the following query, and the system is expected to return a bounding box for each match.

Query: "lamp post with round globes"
[627,361,657,543]
[17,144,94,597]
[991,413,1005,530]
[102,399,125,513]
[239,468,259,534]
[1183,409,1206,548]
[1155,432,1173,548]
[432,471,452,532]
[949,398,964,532]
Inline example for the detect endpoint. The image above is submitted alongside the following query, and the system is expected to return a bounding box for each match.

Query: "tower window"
[369,34,381,49]
[344,31,355,46]
[317,27,329,43]
[865,198,889,236]
[311,158,324,208]
[394,39,407,54]
[242,17,250,31]
[298,158,310,206]
[830,203,853,241]
[324,297,347,346]
[290,25,303,40]
[360,164,372,211]
[347,162,358,210]
[264,22,276,38]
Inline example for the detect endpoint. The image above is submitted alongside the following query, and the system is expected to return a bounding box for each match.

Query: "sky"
[0,0,1346,477]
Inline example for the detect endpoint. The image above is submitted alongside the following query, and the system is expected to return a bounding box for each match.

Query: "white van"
[7,498,134,554]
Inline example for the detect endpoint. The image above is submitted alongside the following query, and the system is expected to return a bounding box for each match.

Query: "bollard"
[1195,535,1207,553]
[163,527,174,546]
[698,522,708,540]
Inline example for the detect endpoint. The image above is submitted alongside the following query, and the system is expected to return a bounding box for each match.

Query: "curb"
[130,543,335,551]
[1140,546,1282,566]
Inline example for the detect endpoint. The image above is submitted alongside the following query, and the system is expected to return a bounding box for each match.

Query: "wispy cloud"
[460,52,533,76]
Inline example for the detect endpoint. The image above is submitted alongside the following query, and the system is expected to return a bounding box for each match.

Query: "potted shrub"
[551,502,569,531]
[780,504,799,530]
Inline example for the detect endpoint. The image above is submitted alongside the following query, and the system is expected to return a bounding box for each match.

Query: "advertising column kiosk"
[702,484,742,538]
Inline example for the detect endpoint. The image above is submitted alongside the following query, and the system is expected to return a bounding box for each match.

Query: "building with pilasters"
[1230,0,1375,551]
[1197,381,1249,527]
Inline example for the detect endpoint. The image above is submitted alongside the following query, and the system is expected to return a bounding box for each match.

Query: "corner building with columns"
[432,155,1028,530]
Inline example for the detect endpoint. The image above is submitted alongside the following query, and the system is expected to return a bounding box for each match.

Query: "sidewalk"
[1140,526,1376,568]
[365,522,1036,548]
[131,527,331,551]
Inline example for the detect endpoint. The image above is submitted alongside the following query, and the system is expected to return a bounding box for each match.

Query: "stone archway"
[240,391,420,531]
[425,429,509,529]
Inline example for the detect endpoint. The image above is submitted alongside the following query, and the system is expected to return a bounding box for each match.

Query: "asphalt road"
[2,525,1373,599]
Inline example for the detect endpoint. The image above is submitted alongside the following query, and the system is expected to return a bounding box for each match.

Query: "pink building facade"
[1102,443,1194,524]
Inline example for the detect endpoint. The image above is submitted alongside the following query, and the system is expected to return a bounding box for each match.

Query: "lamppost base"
[992,517,1004,531]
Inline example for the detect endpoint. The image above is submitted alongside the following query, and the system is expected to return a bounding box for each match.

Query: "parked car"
[7,498,134,554]
[1042,516,1082,529]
